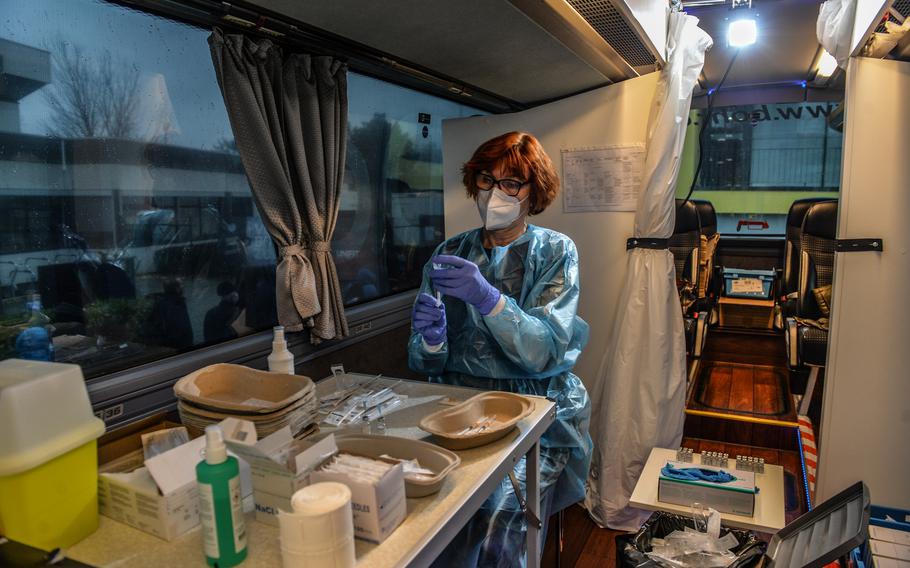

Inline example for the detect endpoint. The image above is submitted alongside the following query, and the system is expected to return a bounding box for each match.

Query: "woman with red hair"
[408,131,592,567]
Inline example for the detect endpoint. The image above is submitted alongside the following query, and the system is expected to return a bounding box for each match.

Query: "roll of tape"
[279,482,355,565]
[291,481,351,515]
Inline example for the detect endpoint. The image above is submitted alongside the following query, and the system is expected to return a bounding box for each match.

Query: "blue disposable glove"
[429,255,501,315]
[412,292,447,345]
[660,464,736,484]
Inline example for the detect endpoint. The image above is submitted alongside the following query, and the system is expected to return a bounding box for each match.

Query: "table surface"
[629,447,786,533]
[68,373,556,568]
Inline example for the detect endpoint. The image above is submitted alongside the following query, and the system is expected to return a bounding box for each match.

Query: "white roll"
[279,482,356,568]
[290,481,351,515]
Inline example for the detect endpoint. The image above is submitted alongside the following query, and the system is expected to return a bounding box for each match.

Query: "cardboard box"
[222,419,334,526]
[871,539,910,561]
[872,525,910,546]
[98,424,251,540]
[223,418,406,543]
[873,556,910,568]
[657,461,756,517]
[310,456,406,544]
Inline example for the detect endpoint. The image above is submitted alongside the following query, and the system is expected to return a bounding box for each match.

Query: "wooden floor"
[689,361,795,420]
[701,329,787,367]
[541,504,624,568]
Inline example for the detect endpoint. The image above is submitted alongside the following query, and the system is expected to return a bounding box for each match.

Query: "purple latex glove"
[412,292,447,345]
[429,255,501,315]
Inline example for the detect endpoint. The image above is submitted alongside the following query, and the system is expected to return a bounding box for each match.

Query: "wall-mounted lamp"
[728,18,757,47]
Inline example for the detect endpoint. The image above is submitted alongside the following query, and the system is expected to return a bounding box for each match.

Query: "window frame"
[88,290,416,428]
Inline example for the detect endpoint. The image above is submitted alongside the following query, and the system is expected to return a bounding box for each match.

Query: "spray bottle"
[196,425,247,567]
[267,326,295,374]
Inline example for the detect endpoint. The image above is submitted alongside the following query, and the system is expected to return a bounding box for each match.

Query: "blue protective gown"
[408,224,592,568]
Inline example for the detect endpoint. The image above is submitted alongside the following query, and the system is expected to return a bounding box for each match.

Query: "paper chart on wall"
[561,145,646,213]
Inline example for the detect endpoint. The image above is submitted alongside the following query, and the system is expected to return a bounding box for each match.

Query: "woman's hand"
[430,255,501,315]
[412,292,447,345]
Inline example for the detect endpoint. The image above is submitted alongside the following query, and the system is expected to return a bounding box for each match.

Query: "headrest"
[674,199,701,235]
[692,200,717,232]
[787,198,831,229]
[803,201,838,239]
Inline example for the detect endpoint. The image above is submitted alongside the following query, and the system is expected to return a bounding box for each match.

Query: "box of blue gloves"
[658,461,757,516]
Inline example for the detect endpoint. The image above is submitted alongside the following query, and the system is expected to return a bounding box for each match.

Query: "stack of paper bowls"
[174,363,317,438]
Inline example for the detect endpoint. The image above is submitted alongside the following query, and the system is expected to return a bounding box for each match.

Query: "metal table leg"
[526,440,541,568]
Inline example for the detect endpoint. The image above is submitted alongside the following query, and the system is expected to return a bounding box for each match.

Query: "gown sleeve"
[481,238,585,376]
[407,248,450,376]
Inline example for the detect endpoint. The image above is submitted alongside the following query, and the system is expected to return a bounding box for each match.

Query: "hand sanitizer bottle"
[15,294,55,361]
[267,326,294,374]
[196,425,247,567]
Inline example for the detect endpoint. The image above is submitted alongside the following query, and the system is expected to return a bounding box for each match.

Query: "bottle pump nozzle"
[204,425,228,465]
[268,325,295,374]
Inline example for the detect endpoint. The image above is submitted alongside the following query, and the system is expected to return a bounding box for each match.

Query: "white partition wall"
[817,57,910,508]
[441,73,660,389]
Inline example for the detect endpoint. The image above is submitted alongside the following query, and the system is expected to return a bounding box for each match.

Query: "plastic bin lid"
[765,481,870,568]
[0,359,105,476]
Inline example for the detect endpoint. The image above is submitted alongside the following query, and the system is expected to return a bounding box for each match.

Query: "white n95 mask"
[477,188,527,230]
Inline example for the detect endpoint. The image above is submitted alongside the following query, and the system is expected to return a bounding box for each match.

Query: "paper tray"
[418,392,533,450]
[334,434,460,498]
[173,363,314,414]
[177,400,317,439]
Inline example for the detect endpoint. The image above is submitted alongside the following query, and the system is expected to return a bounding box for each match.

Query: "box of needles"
[223,417,406,542]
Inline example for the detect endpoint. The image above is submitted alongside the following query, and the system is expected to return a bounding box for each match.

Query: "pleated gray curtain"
[208,28,348,342]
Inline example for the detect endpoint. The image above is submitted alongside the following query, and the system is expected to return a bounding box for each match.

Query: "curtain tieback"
[280,242,332,257]
[307,241,332,253]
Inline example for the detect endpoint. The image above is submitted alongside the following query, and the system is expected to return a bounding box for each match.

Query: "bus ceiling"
[123,0,910,110]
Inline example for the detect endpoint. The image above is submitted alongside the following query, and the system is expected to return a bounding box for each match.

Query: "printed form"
[561,145,645,213]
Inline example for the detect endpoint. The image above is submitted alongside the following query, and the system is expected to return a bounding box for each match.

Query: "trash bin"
[616,511,766,568]
[618,481,871,568]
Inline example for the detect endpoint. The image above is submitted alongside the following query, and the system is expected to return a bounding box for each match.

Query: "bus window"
[677,101,842,235]
[0,0,481,379]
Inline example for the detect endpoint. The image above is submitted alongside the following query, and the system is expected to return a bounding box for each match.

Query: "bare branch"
[43,37,141,140]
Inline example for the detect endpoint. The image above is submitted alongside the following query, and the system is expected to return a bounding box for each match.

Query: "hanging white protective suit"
[817,0,857,70]
[584,11,712,531]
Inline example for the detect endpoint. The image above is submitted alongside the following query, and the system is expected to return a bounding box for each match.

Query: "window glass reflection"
[0,0,483,377]
[0,1,278,377]
[686,102,842,235]
[337,74,479,305]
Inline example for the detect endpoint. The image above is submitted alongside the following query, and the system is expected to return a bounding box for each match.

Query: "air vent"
[566,0,657,68]
[893,0,910,19]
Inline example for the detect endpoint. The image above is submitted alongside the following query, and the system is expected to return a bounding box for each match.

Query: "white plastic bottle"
[268,326,295,374]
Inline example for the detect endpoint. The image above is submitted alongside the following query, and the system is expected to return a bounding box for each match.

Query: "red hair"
[461,131,559,216]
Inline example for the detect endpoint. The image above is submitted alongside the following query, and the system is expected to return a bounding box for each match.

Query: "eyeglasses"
[475,172,529,197]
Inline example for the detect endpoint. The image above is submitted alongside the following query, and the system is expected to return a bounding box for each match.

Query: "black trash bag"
[616,511,767,568]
